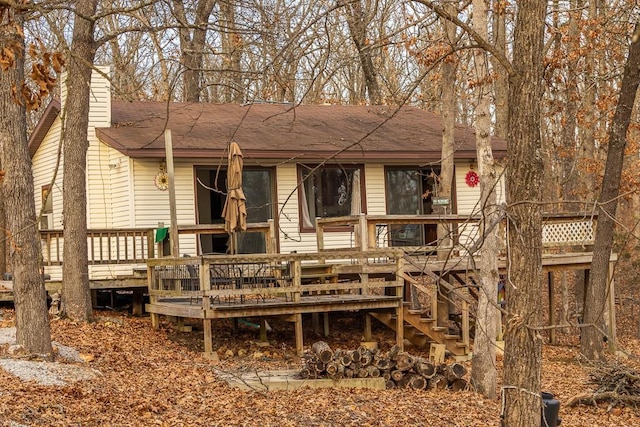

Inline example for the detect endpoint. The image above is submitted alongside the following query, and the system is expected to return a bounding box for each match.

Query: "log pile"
[299,341,468,391]
[567,361,640,407]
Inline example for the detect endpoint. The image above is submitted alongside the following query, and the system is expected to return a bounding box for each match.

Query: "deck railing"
[315,212,598,254]
[147,249,405,305]
[40,229,155,266]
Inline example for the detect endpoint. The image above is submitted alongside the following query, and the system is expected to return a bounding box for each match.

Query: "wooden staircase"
[369,254,473,359]
[370,304,470,358]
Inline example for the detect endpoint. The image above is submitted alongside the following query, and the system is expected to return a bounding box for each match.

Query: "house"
[29,67,506,280]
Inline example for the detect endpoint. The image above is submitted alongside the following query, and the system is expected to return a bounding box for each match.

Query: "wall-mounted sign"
[432,197,450,206]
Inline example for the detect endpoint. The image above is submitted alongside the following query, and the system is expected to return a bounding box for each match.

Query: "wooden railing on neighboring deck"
[315,212,598,253]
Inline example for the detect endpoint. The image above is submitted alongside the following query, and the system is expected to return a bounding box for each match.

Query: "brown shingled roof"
[95,102,506,163]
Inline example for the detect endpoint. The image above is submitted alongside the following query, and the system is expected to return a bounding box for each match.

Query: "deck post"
[259,318,268,342]
[357,213,368,250]
[164,130,180,257]
[132,288,144,316]
[548,271,556,344]
[364,313,372,341]
[293,259,304,355]
[267,219,276,254]
[395,256,405,350]
[461,288,470,348]
[148,264,160,329]
[201,258,217,359]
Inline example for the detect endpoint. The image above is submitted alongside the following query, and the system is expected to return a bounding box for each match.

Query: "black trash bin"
[541,391,561,426]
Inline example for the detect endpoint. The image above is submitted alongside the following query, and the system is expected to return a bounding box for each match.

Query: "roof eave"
[28,98,61,158]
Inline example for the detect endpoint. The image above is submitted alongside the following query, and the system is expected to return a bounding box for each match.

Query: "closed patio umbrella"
[222,142,247,253]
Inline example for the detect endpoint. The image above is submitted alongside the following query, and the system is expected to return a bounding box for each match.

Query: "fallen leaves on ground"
[0,309,638,426]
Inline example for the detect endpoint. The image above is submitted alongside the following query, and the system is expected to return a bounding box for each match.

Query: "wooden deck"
[1,213,615,359]
[145,250,407,357]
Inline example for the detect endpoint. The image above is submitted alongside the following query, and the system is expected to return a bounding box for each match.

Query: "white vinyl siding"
[85,67,113,228]
[364,164,386,215]
[132,160,197,255]
[109,152,132,228]
[32,117,64,230]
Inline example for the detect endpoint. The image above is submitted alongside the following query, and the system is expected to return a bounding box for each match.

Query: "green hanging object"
[155,227,169,243]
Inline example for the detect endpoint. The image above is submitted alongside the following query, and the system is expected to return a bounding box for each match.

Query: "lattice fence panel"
[542,220,594,246]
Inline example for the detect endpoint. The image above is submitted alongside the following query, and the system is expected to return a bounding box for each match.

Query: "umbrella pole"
[229,232,238,255]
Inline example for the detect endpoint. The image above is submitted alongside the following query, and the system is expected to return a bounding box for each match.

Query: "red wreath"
[465,170,480,187]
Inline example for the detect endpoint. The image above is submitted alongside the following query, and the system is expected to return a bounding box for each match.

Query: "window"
[385,167,442,246]
[298,164,364,230]
[40,185,53,230]
[195,166,274,254]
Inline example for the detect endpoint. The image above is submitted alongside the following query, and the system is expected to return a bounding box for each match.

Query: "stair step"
[444,334,461,340]
[419,317,436,323]
[407,309,425,315]
[455,342,468,348]
[431,326,446,332]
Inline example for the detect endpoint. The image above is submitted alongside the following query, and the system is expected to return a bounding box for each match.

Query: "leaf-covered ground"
[0,307,639,427]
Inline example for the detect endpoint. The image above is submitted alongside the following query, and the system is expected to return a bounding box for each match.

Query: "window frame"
[297,163,366,233]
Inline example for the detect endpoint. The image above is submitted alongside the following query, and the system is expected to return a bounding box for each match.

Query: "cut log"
[444,362,467,383]
[357,368,369,378]
[344,367,355,378]
[430,374,447,390]
[360,351,373,366]
[365,364,381,378]
[408,374,428,390]
[298,367,314,379]
[395,352,414,371]
[340,351,354,367]
[311,341,334,364]
[414,358,437,378]
[396,374,411,389]
[326,361,343,378]
[387,345,401,361]
[385,379,395,389]
[450,378,468,392]
[391,369,404,382]
[375,357,392,370]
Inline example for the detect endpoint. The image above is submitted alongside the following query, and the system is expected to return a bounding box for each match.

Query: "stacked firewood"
[299,341,468,391]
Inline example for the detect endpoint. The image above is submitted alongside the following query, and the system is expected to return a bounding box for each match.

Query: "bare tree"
[0,6,52,355]
[582,24,640,360]
[340,0,382,104]
[469,0,499,400]
[219,0,243,103]
[61,0,100,321]
[490,0,508,139]
[502,2,548,425]
[172,0,216,102]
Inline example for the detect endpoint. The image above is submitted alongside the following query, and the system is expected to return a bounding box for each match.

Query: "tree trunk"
[436,1,458,327]
[581,24,640,360]
[62,0,99,322]
[470,0,499,400]
[220,0,243,103]
[341,0,382,104]
[0,156,6,276]
[502,2,548,426]
[0,11,52,356]
[173,0,216,102]
[490,0,508,139]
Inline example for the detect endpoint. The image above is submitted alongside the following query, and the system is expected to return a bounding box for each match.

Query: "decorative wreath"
[465,170,480,187]
[154,172,169,191]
